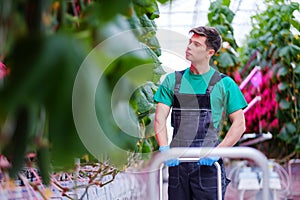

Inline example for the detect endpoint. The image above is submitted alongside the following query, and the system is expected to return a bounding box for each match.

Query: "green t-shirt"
[153,67,248,128]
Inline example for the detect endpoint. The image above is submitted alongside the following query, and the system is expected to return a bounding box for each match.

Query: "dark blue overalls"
[168,70,230,200]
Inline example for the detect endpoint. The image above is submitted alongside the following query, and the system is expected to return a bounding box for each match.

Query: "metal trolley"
[147,147,270,200]
[158,158,223,200]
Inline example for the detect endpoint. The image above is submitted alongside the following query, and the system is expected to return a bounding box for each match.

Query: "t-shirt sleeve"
[153,73,175,107]
[223,77,248,115]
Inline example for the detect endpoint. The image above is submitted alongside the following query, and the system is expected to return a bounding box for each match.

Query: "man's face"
[185,34,213,64]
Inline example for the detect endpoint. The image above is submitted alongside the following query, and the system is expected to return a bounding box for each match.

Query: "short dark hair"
[189,26,222,53]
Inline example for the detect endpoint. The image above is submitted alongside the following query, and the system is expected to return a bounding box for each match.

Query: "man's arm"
[218,109,246,147]
[154,102,171,146]
[198,106,246,166]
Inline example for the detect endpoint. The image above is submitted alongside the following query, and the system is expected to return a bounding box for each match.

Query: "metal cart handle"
[148,147,270,200]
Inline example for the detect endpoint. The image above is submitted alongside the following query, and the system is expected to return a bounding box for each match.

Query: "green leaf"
[142,139,152,153]
[133,0,155,7]
[277,66,289,78]
[157,0,169,3]
[145,36,161,56]
[289,44,300,58]
[215,25,228,35]
[133,0,160,19]
[295,63,300,74]
[221,6,234,23]
[1,32,92,171]
[259,32,273,44]
[218,51,235,67]
[296,80,300,89]
[43,36,90,170]
[141,82,157,102]
[222,0,231,7]
[141,116,151,126]
[141,138,152,160]
[135,87,154,114]
[291,19,300,31]
[279,98,291,110]
[278,122,296,143]
[144,113,155,137]
[139,14,156,29]
[290,2,300,13]
[278,44,300,64]
[6,108,30,178]
[277,82,289,91]
[97,0,131,21]
[37,146,51,185]
[271,23,279,32]
[296,136,300,152]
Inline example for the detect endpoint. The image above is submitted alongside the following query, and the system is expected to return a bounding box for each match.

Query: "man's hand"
[197,157,219,166]
[159,146,180,167]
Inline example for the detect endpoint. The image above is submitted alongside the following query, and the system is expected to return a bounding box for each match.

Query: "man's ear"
[208,49,215,56]
[207,49,215,58]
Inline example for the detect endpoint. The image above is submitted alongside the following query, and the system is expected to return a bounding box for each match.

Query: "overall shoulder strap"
[207,71,226,93]
[174,69,185,94]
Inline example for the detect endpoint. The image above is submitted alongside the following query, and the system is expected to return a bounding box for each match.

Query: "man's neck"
[190,64,210,74]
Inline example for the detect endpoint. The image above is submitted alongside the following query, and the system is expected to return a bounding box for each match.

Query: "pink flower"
[270,119,279,129]
[0,61,8,79]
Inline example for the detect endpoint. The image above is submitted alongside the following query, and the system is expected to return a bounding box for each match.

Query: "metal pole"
[147,147,270,200]
[159,164,164,200]
[214,162,222,200]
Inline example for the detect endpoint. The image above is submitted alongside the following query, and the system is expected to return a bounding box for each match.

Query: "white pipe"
[239,66,261,90]
[147,147,270,200]
[214,162,222,200]
[243,95,261,114]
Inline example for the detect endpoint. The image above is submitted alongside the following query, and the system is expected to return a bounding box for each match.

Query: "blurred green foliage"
[239,0,300,160]
[207,0,300,161]
[0,0,167,184]
[208,0,242,82]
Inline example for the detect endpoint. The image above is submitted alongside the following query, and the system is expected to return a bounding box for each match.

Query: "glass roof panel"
[157,0,268,45]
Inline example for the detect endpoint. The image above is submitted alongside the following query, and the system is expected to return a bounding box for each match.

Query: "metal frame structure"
[147,147,270,200]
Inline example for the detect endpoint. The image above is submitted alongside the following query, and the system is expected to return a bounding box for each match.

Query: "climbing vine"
[239,0,300,160]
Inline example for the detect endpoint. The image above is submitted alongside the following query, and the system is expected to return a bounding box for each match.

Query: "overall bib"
[168,70,229,200]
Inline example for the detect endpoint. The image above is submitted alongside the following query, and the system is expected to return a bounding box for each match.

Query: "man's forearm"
[218,122,245,147]
[218,109,246,147]
[154,103,170,147]
[154,120,169,146]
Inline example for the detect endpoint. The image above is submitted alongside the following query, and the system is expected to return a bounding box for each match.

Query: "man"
[153,26,248,200]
